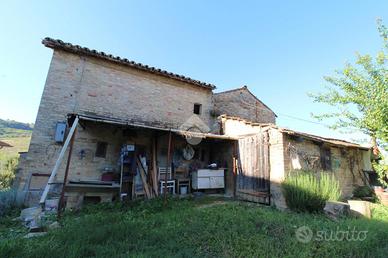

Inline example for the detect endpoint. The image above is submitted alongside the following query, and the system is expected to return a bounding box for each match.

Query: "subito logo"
[295,226,313,243]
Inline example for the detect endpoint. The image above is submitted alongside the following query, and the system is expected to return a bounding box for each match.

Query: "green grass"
[0,118,33,138]
[0,136,31,189]
[0,128,31,138]
[1,197,388,257]
[0,136,31,158]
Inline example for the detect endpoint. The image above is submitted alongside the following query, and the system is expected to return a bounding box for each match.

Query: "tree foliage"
[309,20,388,150]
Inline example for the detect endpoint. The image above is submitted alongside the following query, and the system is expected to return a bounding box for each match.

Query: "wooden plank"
[40,116,79,205]
[136,158,151,198]
[58,126,77,216]
[236,131,270,203]
[164,131,172,202]
[151,136,158,196]
[263,132,269,190]
[238,189,270,197]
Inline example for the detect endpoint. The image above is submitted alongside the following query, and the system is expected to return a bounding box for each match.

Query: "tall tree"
[309,20,388,151]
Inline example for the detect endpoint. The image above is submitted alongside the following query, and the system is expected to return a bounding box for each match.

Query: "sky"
[0,0,387,143]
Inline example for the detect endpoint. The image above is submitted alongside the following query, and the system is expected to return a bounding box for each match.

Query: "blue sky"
[1,1,387,142]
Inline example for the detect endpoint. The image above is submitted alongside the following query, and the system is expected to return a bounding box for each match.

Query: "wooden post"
[40,116,79,205]
[136,157,151,198]
[58,127,77,217]
[152,135,158,196]
[164,131,172,204]
[233,140,238,197]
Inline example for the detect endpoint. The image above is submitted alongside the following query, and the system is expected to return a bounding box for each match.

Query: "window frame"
[95,141,108,158]
[193,103,202,115]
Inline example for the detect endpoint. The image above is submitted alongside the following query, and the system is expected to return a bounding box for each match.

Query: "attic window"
[193,103,202,115]
[95,142,108,158]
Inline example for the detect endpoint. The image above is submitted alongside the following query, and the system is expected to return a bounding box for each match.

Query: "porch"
[43,114,241,210]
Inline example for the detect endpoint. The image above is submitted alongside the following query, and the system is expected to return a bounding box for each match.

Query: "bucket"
[180,186,188,195]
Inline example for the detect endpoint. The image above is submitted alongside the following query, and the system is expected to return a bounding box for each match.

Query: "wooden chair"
[158,167,172,181]
[158,167,175,194]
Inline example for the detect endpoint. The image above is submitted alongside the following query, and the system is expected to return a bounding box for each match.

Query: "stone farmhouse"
[15,38,372,210]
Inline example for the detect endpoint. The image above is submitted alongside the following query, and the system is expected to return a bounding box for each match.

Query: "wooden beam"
[39,116,79,205]
[58,126,77,216]
[164,131,172,203]
[136,157,151,198]
[152,135,158,196]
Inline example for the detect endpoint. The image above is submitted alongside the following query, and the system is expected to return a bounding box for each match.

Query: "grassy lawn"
[0,136,31,171]
[1,197,388,257]
[0,136,31,158]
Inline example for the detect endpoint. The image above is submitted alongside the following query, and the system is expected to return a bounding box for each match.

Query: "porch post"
[39,116,79,205]
[152,134,158,196]
[233,140,238,197]
[164,131,172,203]
[58,126,77,216]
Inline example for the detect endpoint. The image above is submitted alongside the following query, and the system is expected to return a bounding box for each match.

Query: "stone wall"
[221,117,261,136]
[214,86,276,124]
[74,52,214,129]
[282,135,369,198]
[15,49,216,204]
[268,128,288,209]
[221,118,371,209]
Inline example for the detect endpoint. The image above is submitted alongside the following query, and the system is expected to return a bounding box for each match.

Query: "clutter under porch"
[56,116,237,210]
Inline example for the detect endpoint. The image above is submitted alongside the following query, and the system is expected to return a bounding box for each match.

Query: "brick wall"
[15,49,216,204]
[214,87,276,124]
[283,135,368,198]
[268,128,288,209]
[74,52,214,129]
[221,118,371,209]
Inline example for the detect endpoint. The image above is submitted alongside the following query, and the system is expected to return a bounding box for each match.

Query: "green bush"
[282,170,341,213]
[0,189,16,216]
[0,156,18,190]
[352,185,380,202]
[320,172,341,201]
[373,156,388,187]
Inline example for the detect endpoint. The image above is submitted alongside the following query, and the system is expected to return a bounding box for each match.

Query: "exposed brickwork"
[283,136,368,198]
[16,42,368,210]
[221,119,371,210]
[214,86,276,124]
[16,49,217,205]
[268,128,288,209]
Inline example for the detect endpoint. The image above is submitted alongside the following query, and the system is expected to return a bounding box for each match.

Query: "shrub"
[320,172,341,201]
[0,156,18,189]
[0,188,16,216]
[352,185,379,202]
[282,170,341,213]
[373,156,388,187]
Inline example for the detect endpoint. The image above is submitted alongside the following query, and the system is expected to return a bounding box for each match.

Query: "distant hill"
[0,118,34,138]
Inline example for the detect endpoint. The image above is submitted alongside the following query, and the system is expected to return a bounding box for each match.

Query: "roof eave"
[42,37,216,90]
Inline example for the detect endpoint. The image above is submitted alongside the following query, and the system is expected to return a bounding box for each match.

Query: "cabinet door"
[210,177,224,188]
[197,178,210,189]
